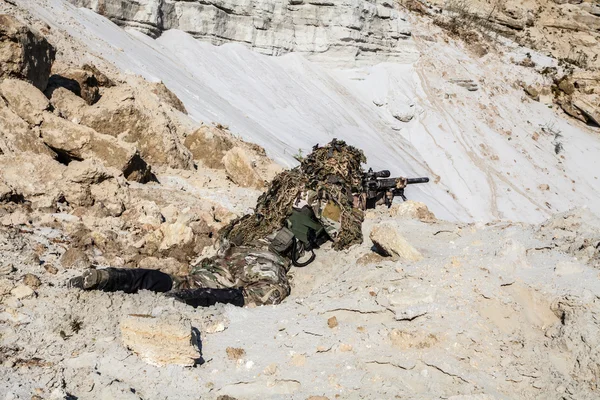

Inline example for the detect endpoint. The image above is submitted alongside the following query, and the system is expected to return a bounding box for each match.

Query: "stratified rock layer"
[68,0,416,64]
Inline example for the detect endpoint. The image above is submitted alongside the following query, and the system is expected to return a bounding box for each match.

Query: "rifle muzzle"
[406,177,429,184]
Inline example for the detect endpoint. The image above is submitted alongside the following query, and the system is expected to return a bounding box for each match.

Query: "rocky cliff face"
[68,0,415,63]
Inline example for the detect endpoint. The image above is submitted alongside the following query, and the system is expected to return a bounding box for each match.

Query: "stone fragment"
[222,146,263,189]
[290,353,306,366]
[558,96,587,122]
[138,201,165,227]
[47,87,87,121]
[327,316,338,328]
[0,278,12,296]
[263,363,278,375]
[40,113,153,182]
[370,223,423,261]
[555,260,584,276]
[184,125,235,169]
[46,69,101,105]
[0,15,56,90]
[538,184,550,191]
[573,97,600,126]
[1,210,29,226]
[63,159,112,185]
[226,347,246,360]
[523,84,540,101]
[151,81,187,113]
[339,343,353,352]
[558,78,576,96]
[0,153,65,210]
[391,104,415,122]
[0,264,15,275]
[0,94,53,157]
[11,284,34,299]
[160,204,179,223]
[60,247,91,269]
[158,223,194,252]
[0,79,51,125]
[389,201,436,222]
[22,273,41,289]
[120,313,198,366]
[44,264,58,275]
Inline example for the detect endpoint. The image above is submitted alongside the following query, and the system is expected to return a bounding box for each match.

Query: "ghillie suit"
[69,141,368,307]
[221,139,366,251]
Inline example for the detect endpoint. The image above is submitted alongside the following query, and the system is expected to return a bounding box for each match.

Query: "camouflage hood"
[220,139,366,251]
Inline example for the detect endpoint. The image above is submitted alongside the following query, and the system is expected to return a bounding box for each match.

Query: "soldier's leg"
[166,287,245,308]
[243,280,291,306]
[68,268,173,294]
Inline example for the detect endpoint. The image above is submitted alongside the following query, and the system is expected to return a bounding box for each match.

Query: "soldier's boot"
[68,268,109,290]
[67,268,137,293]
[166,287,245,308]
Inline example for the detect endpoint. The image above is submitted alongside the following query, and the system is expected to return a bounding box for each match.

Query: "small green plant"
[293,148,304,162]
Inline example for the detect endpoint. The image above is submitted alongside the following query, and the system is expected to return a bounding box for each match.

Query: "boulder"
[11,284,34,299]
[0,97,53,156]
[0,153,65,209]
[22,273,41,289]
[0,15,56,90]
[40,114,153,182]
[77,85,194,169]
[90,179,127,217]
[184,125,235,169]
[135,201,164,226]
[60,246,91,269]
[0,79,50,125]
[46,69,101,105]
[63,159,112,185]
[47,86,88,121]
[573,14,600,31]
[369,223,423,261]
[1,210,30,226]
[120,313,199,366]
[573,96,600,126]
[151,81,187,114]
[558,96,587,122]
[389,201,436,222]
[158,223,194,252]
[222,146,264,189]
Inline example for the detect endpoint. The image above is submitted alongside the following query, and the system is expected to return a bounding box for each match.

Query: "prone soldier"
[68,139,428,308]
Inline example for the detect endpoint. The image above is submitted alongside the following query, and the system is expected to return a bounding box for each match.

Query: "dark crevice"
[46,145,83,166]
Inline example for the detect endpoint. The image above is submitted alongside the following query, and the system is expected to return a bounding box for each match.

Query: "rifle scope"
[373,170,391,178]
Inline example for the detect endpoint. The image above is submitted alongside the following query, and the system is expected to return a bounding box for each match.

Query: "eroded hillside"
[1,1,600,399]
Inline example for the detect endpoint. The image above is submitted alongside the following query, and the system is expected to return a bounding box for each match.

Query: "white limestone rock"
[68,0,416,65]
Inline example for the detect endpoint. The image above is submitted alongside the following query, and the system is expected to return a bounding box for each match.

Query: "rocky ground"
[2,203,600,399]
[1,0,600,399]
[402,0,600,127]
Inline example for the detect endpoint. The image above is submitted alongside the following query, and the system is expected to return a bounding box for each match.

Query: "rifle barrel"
[406,177,429,184]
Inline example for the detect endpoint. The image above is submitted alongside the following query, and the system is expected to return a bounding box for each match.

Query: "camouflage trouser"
[174,247,291,306]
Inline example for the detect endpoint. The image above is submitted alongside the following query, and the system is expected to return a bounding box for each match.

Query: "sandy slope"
[18,0,600,223]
